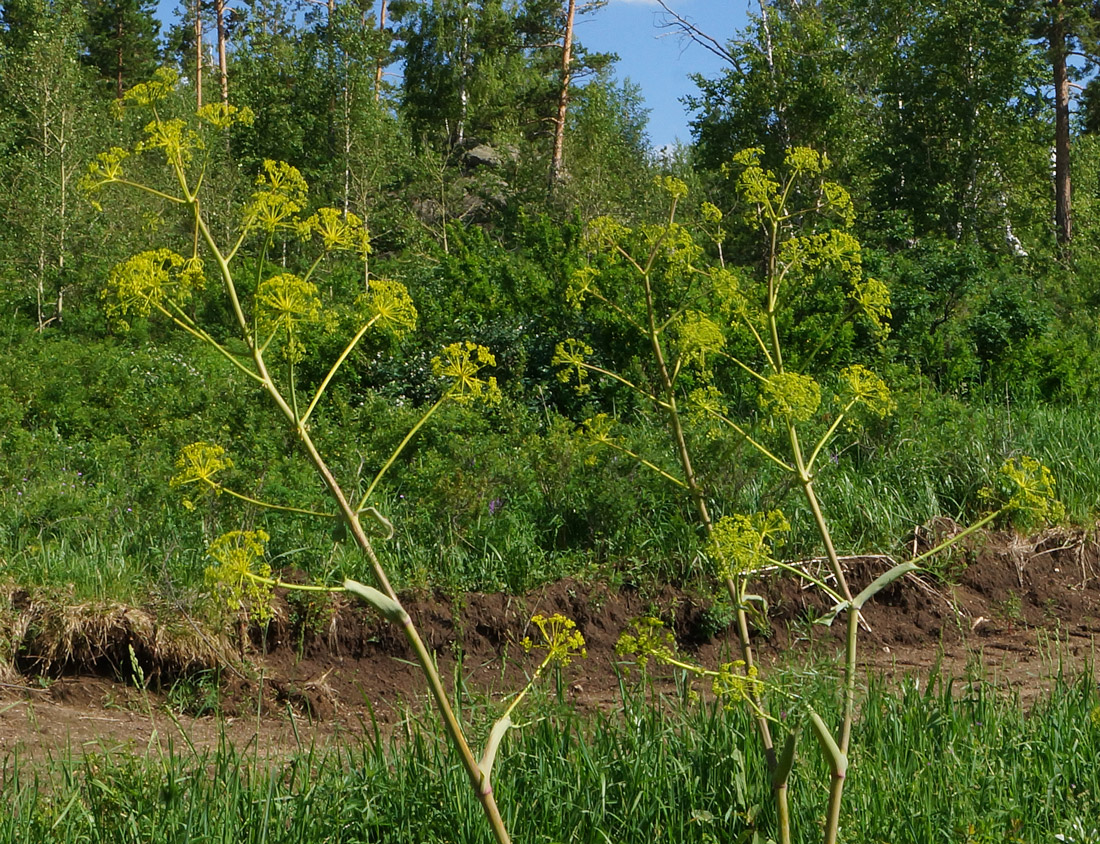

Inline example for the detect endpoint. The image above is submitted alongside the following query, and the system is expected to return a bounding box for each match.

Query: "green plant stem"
[208,483,334,519]
[597,438,687,488]
[244,571,343,594]
[301,314,382,425]
[159,303,264,384]
[358,395,448,512]
[578,361,671,409]
[294,418,513,844]
[791,429,855,844]
[704,408,794,472]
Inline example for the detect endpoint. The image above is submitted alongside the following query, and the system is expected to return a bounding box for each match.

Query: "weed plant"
[554,150,1064,842]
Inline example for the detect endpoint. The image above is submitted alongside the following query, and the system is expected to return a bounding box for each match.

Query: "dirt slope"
[2,527,1098,758]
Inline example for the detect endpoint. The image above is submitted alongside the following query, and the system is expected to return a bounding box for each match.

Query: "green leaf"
[478,715,513,787]
[343,580,407,624]
[852,560,919,609]
[808,707,847,778]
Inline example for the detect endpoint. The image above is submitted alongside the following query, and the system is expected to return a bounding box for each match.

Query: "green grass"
[3,668,1097,843]
[4,352,1100,607]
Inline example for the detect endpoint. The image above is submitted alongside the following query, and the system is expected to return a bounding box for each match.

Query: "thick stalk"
[640,265,780,832]
[293,426,512,844]
[790,430,856,844]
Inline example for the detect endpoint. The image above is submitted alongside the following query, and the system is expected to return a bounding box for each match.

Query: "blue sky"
[578,0,749,149]
[155,0,749,151]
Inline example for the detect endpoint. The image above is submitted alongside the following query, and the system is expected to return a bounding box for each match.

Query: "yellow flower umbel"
[708,510,790,580]
[170,441,233,509]
[204,530,275,621]
[552,338,594,394]
[301,207,371,258]
[432,342,502,404]
[522,613,587,667]
[503,613,587,721]
[759,372,822,423]
[616,617,764,712]
[101,249,205,329]
[242,160,309,235]
[980,456,1066,531]
[256,273,322,362]
[356,279,418,338]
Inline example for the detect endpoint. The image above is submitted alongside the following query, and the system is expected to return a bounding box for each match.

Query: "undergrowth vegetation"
[3,669,1097,843]
[4,339,1099,607]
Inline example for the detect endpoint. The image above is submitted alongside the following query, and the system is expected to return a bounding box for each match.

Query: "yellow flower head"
[759,372,821,422]
[656,175,689,200]
[676,310,725,370]
[432,342,502,404]
[256,273,323,363]
[301,207,371,258]
[565,266,600,308]
[583,216,630,253]
[121,66,178,107]
[204,530,274,620]
[980,456,1066,530]
[552,338,594,394]
[136,118,200,165]
[838,364,894,419]
[80,147,131,207]
[197,102,255,130]
[242,160,309,235]
[708,510,789,579]
[851,276,892,334]
[731,147,781,207]
[170,442,233,490]
[784,146,826,176]
[712,661,762,709]
[687,385,728,440]
[581,413,616,446]
[357,278,417,338]
[615,617,676,668]
[522,613,587,666]
[101,249,203,329]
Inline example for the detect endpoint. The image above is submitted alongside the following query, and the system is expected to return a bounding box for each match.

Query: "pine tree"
[82,0,161,99]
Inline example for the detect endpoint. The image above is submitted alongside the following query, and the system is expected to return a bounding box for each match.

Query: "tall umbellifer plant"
[555,148,1063,844]
[82,68,583,844]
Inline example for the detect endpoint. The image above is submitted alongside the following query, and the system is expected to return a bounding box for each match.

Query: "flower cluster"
[980,456,1065,530]
[432,342,501,404]
[300,207,371,258]
[759,371,821,423]
[136,117,200,166]
[615,616,676,668]
[170,442,233,501]
[256,273,322,362]
[676,310,725,370]
[357,279,418,338]
[101,249,204,329]
[120,66,178,108]
[197,102,255,131]
[711,661,763,709]
[552,338,594,394]
[838,364,895,419]
[708,510,789,579]
[242,160,309,235]
[204,530,275,621]
[522,613,587,667]
[687,385,729,440]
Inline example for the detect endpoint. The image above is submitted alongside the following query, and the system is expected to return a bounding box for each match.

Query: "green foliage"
[81,0,161,100]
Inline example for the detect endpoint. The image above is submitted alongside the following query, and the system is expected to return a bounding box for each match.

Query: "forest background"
[3,0,1100,617]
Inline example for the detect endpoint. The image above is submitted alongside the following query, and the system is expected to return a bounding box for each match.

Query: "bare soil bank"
[2,526,1097,759]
